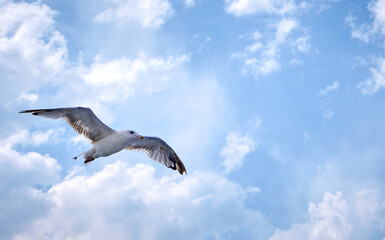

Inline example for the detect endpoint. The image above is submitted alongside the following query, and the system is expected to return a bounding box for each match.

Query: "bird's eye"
[129,131,135,134]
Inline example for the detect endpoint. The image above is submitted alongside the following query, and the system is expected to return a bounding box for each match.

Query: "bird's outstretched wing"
[125,136,187,175]
[19,107,115,143]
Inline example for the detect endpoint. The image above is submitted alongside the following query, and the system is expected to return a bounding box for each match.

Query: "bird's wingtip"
[19,110,40,115]
[176,159,187,176]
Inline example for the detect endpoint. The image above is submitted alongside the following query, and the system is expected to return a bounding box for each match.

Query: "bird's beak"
[136,135,145,140]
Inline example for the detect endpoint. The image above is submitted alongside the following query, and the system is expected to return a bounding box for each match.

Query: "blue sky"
[1,0,385,239]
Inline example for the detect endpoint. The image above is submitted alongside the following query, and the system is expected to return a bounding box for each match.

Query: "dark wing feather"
[125,136,187,175]
[19,107,115,143]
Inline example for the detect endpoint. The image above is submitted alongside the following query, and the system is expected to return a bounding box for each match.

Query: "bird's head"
[127,130,145,140]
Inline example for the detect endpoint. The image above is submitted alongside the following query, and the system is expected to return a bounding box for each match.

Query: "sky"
[1,0,385,239]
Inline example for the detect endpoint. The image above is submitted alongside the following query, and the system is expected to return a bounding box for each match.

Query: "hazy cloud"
[358,57,385,94]
[323,110,334,119]
[225,0,296,17]
[318,81,339,96]
[238,18,298,78]
[220,131,256,174]
[94,0,174,28]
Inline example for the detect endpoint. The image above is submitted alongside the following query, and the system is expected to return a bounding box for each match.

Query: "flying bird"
[19,107,186,175]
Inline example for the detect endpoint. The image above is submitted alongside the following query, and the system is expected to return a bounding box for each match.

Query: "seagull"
[19,107,187,175]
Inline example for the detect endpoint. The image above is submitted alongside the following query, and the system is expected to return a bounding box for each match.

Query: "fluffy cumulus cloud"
[269,190,385,240]
[225,0,296,17]
[94,0,174,28]
[5,128,65,147]
[10,161,270,239]
[0,130,61,239]
[269,192,352,240]
[270,192,352,240]
[0,1,188,108]
[220,131,256,174]
[0,1,67,103]
[0,128,271,239]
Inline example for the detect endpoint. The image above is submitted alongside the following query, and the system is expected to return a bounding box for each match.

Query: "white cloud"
[275,18,297,42]
[3,128,65,147]
[220,131,256,174]
[83,54,189,88]
[69,134,90,146]
[244,57,280,75]
[56,53,190,108]
[345,1,385,94]
[354,189,385,228]
[94,0,174,28]
[358,57,385,94]
[0,131,61,239]
[12,161,270,239]
[318,81,339,95]
[345,0,385,43]
[225,0,296,17]
[345,14,370,43]
[30,128,65,146]
[290,58,303,66]
[239,18,298,77]
[246,42,263,52]
[369,0,385,36]
[185,0,196,7]
[0,1,67,103]
[18,92,39,104]
[269,190,385,240]
[295,35,311,53]
[0,146,61,187]
[228,2,310,79]
[269,192,352,240]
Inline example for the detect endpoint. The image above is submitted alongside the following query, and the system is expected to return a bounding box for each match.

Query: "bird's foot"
[84,156,94,165]
[73,156,77,160]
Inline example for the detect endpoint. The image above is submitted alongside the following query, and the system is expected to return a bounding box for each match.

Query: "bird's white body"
[90,130,132,159]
